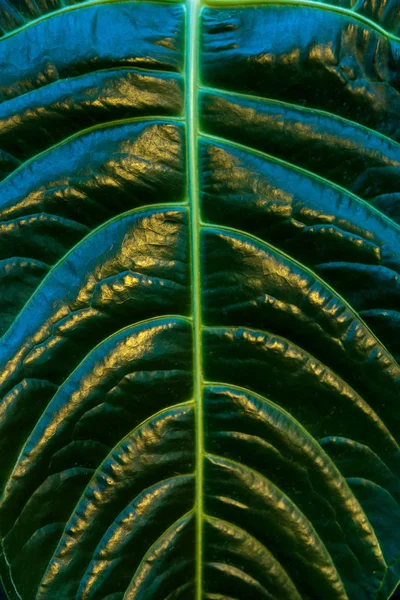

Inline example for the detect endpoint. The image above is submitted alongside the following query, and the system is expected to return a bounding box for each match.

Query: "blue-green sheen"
[0,0,399,599]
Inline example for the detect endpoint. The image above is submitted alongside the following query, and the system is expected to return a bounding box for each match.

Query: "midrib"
[186,0,204,598]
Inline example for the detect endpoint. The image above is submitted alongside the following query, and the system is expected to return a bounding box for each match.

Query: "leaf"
[0,0,399,598]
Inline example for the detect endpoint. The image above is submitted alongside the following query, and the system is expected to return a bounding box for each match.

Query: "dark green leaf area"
[0,323,194,599]
[0,317,192,523]
[199,140,400,266]
[201,6,400,138]
[203,324,396,454]
[321,435,400,594]
[0,378,56,485]
[0,149,19,180]
[0,122,184,229]
[122,513,195,600]
[0,258,48,336]
[321,437,400,500]
[200,140,400,356]
[0,2,184,101]
[36,403,195,600]
[200,92,400,216]
[203,385,390,600]
[0,70,183,164]
[370,194,400,224]
[79,490,195,600]
[319,0,400,33]
[0,214,88,263]
[202,515,302,600]
[0,122,185,334]
[4,469,92,597]
[316,264,400,362]
[201,227,400,439]
[201,221,400,595]
[0,208,189,493]
[0,0,91,36]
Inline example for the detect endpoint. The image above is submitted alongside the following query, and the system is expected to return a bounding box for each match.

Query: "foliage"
[0,0,399,598]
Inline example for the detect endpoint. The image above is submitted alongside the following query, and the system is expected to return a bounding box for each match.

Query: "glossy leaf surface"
[0,0,399,598]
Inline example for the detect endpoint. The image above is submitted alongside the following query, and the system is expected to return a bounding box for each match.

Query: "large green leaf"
[0,0,399,598]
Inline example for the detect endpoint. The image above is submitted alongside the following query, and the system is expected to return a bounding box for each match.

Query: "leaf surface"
[0,0,399,598]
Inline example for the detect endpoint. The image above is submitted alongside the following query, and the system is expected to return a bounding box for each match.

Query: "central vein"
[186,0,203,598]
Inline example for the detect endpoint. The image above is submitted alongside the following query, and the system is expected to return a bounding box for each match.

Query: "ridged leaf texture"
[0,0,400,598]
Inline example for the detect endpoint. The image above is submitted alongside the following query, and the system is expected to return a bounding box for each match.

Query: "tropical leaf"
[0,0,399,598]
